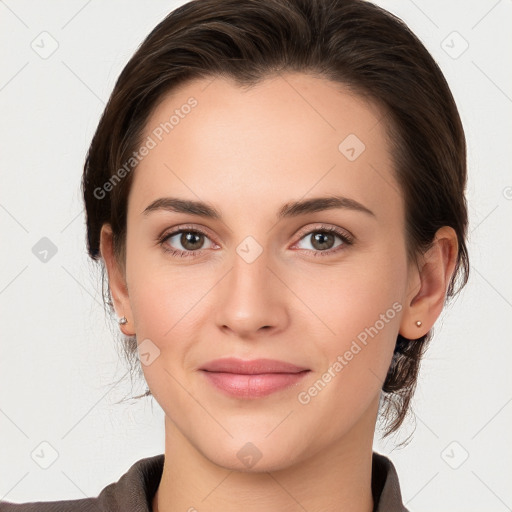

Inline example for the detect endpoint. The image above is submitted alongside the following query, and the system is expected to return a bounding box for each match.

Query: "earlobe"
[99,224,135,336]
[399,226,458,340]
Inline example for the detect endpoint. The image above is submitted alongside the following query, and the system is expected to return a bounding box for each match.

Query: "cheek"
[290,261,406,434]
[124,226,209,331]
[290,245,408,394]
[124,260,212,403]
[127,263,211,339]
[290,247,406,338]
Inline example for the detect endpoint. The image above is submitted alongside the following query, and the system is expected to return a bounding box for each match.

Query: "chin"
[198,432,307,474]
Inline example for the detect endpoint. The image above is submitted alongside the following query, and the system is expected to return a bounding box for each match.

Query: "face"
[114,73,413,471]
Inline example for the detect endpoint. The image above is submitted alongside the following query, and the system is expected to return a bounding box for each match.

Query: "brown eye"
[296,229,346,252]
[180,231,205,250]
[309,232,336,251]
[160,229,216,255]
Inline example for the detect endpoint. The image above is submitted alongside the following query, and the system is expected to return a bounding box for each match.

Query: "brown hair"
[82,0,469,438]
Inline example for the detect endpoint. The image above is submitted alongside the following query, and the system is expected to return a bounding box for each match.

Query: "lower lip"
[200,370,310,398]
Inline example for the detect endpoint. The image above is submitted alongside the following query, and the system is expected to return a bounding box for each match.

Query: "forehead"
[129,73,401,222]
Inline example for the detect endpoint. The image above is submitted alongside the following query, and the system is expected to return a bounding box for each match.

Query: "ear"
[99,224,135,336]
[399,226,459,340]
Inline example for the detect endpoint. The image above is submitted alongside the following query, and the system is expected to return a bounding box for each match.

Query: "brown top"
[0,451,409,512]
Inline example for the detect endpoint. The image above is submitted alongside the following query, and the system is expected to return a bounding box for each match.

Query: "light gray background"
[0,1,511,510]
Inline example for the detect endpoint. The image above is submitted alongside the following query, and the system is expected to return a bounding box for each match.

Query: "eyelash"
[294,225,354,257]
[157,224,354,259]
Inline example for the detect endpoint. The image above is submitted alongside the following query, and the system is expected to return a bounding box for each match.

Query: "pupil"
[313,232,333,250]
[182,232,203,250]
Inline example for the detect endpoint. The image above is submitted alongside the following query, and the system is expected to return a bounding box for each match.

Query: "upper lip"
[199,358,309,374]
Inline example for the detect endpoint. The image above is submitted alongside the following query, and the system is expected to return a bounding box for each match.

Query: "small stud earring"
[415,320,422,327]
[118,316,128,325]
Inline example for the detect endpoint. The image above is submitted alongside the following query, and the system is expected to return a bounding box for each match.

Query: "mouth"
[199,357,309,374]
[199,358,310,398]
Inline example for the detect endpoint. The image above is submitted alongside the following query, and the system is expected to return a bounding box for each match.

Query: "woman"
[0,0,468,510]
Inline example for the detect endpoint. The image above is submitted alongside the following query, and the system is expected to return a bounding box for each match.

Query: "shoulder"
[0,498,99,512]
[372,451,410,512]
[0,454,165,512]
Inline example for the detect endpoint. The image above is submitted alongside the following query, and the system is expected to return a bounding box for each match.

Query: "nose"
[214,248,290,339]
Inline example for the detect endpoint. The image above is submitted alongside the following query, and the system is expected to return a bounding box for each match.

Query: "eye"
[158,227,216,257]
[293,225,354,257]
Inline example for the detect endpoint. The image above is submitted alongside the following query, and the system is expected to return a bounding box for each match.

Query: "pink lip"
[199,358,310,398]
[200,357,309,374]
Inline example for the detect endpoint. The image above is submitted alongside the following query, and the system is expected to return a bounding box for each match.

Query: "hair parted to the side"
[81,0,469,439]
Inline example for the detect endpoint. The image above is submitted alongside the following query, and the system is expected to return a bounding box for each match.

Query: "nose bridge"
[232,248,271,297]
[214,242,288,336]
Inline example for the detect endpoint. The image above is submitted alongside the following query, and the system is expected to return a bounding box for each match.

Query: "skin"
[100,72,458,512]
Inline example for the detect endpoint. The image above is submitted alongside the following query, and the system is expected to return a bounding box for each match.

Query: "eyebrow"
[141,195,375,219]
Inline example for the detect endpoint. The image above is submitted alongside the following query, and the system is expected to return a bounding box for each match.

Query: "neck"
[153,399,378,512]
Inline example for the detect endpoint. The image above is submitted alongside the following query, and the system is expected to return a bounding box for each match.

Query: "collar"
[96,451,408,512]
[1,451,408,511]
